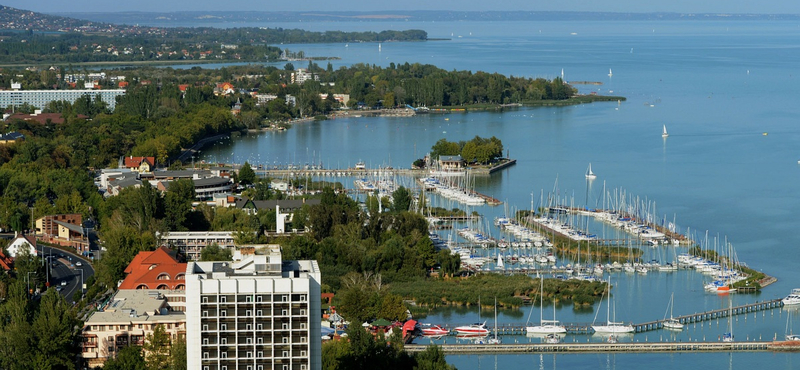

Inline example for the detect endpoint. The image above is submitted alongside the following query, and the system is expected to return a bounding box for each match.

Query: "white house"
[6,235,37,258]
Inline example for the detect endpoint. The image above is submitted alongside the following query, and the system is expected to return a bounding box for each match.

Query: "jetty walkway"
[404,341,790,354]
[434,299,784,336]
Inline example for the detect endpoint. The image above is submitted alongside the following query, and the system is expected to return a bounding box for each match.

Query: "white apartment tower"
[186,246,321,370]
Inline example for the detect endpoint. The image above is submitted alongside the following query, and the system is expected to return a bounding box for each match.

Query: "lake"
[195,19,800,369]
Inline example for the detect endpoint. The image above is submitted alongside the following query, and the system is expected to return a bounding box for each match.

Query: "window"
[256,296,263,302]
[220,310,227,317]
[246,338,252,344]
[202,297,208,303]
[220,323,227,330]
[246,352,252,358]
[300,295,307,301]
[301,350,307,357]
[221,338,227,345]
[282,337,288,344]
[203,352,209,359]
[300,309,306,316]
[220,296,227,303]
[246,296,252,302]
[300,336,307,342]
[221,352,227,359]
[257,351,263,358]
[282,323,289,330]
[257,324,263,330]
[257,310,262,316]
[202,311,208,317]
[257,338,263,344]
[222,366,227,370]
[282,295,288,302]
[246,310,252,316]
[246,324,252,331]
[204,367,209,370]
[282,365,288,370]
[247,366,252,370]
[300,323,306,329]
[301,365,307,370]
[282,351,289,357]
[203,338,209,345]
[203,325,208,331]
[282,310,288,316]
[258,365,263,370]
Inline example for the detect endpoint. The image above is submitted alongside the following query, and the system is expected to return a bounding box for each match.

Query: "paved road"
[40,245,95,302]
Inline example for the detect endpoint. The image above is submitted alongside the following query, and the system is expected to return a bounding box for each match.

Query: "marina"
[404,341,792,354]
[195,18,800,368]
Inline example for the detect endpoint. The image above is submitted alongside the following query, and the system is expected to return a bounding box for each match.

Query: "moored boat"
[454,322,490,336]
[782,288,800,305]
[420,323,449,336]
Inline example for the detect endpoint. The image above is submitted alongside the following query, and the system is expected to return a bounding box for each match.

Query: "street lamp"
[26,271,36,295]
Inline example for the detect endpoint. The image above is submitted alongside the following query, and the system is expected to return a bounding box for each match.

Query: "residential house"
[0,131,24,145]
[6,234,37,258]
[121,156,155,173]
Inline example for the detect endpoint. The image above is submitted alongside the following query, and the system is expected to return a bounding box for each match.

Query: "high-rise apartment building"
[185,246,321,370]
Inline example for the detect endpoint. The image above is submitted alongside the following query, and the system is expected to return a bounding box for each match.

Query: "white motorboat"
[782,288,800,305]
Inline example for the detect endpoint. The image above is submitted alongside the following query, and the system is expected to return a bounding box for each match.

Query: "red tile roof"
[0,251,11,271]
[118,246,187,290]
[123,156,155,169]
[7,112,88,125]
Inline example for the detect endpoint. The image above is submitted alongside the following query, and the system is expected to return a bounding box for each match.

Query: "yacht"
[454,322,490,336]
[782,289,800,305]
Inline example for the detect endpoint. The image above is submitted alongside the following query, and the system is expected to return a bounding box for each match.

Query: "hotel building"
[185,246,321,370]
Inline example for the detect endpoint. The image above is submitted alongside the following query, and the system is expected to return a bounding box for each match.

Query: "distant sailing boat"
[662,293,684,330]
[662,124,669,138]
[496,252,505,270]
[585,163,597,180]
[608,68,613,77]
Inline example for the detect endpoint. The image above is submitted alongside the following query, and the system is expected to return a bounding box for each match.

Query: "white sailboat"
[592,279,634,333]
[487,297,502,344]
[662,293,684,330]
[722,295,734,342]
[585,163,597,180]
[496,252,505,270]
[662,124,669,138]
[608,68,613,77]
[786,311,800,341]
[526,278,567,334]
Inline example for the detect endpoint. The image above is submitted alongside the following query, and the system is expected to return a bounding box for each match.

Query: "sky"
[2,0,799,15]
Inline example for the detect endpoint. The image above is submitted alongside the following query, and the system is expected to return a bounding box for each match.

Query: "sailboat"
[786,310,800,341]
[662,124,669,138]
[662,293,684,330]
[608,68,613,77]
[722,295,734,342]
[487,297,502,344]
[592,279,634,333]
[496,252,505,270]
[526,278,567,334]
[585,163,597,180]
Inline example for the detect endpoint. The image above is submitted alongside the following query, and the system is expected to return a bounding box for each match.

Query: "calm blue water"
[195,20,800,368]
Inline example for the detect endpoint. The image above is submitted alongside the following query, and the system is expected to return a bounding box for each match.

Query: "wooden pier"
[404,341,786,354]
[632,298,784,333]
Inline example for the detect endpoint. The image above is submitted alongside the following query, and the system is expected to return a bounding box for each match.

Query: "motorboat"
[454,322,490,336]
[782,288,800,305]
[420,323,449,336]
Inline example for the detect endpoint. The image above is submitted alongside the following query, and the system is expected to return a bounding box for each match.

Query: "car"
[56,286,62,292]
[76,261,82,267]
[61,280,67,286]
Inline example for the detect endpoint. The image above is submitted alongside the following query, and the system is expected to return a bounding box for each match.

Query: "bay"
[195,19,800,368]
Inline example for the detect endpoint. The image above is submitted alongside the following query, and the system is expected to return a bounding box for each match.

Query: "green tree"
[104,345,146,370]
[0,282,34,370]
[413,345,456,370]
[164,179,195,231]
[200,243,232,261]
[429,139,461,160]
[169,337,187,370]
[31,289,78,369]
[143,324,171,370]
[238,162,257,186]
[391,186,411,212]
